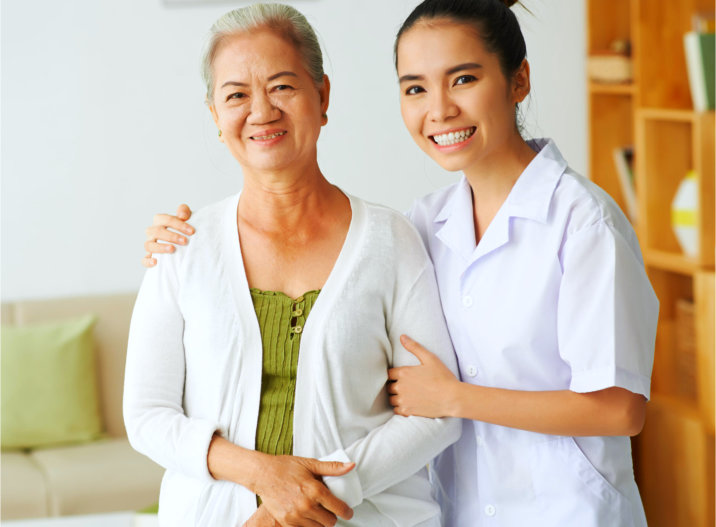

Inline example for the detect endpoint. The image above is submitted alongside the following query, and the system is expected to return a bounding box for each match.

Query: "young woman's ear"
[512,59,531,104]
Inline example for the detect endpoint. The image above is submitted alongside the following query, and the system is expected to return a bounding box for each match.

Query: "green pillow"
[1,314,103,449]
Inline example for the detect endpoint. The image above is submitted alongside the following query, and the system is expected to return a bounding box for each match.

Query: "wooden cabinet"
[587,1,715,525]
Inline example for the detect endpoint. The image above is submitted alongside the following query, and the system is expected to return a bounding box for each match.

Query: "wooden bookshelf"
[587,1,715,526]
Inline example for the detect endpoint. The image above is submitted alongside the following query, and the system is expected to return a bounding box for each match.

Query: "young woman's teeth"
[252,131,286,140]
[432,128,475,146]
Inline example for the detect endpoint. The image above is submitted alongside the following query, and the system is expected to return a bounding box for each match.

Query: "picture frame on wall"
[163,0,243,4]
[164,0,317,3]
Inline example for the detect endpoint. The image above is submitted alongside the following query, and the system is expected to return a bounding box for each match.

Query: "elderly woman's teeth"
[252,131,287,140]
[432,128,475,146]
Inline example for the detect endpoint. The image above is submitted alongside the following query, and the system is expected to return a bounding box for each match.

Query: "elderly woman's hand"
[243,505,282,527]
[208,435,354,527]
[142,203,194,267]
[256,455,355,527]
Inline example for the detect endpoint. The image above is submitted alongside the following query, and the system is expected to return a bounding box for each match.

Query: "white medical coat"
[407,139,658,527]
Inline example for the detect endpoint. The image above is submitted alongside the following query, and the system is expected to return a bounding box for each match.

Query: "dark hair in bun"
[395,0,526,79]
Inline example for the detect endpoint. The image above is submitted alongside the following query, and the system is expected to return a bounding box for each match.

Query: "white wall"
[1,0,585,301]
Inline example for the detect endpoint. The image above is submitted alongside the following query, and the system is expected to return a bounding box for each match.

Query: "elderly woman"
[123,4,460,527]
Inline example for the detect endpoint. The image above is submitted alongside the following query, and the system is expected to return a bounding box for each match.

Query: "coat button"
[462,295,473,307]
[293,326,303,334]
[466,365,478,377]
[485,504,496,516]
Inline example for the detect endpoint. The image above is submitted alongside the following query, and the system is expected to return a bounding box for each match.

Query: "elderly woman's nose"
[248,92,280,124]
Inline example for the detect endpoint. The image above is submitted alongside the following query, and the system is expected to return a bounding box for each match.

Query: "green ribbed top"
[251,289,319,459]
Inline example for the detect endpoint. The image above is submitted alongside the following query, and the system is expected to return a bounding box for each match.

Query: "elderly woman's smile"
[208,28,329,178]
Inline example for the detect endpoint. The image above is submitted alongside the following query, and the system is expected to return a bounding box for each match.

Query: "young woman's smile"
[397,21,527,174]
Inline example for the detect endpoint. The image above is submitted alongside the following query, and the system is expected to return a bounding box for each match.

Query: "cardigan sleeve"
[320,263,461,507]
[123,254,219,483]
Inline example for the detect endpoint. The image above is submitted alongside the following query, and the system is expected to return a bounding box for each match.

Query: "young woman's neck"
[463,133,536,204]
[463,133,537,243]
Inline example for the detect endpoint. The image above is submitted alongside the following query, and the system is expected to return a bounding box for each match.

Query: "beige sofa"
[1,293,164,520]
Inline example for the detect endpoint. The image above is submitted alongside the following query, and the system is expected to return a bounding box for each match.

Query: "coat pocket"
[529,437,634,527]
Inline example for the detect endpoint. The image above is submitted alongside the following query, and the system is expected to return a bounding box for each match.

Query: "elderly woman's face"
[210,28,329,175]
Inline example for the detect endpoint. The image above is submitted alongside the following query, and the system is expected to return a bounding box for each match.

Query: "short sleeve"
[557,221,658,399]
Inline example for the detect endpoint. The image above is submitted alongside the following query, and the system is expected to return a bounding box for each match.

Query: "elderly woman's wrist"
[207,434,268,491]
[241,450,273,494]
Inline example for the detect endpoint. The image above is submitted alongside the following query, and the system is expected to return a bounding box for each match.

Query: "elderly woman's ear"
[320,75,330,124]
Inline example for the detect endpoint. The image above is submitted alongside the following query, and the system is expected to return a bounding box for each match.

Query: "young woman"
[143,1,658,526]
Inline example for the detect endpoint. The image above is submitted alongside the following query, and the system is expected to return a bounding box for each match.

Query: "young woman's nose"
[247,92,281,124]
[428,89,459,122]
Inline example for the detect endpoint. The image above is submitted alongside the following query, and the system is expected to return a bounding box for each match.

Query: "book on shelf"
[683,31,715,111]
[612,146,637,223]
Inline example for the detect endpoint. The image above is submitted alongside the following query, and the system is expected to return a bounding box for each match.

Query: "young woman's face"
[397,20,528,173]
[209,28,329,176]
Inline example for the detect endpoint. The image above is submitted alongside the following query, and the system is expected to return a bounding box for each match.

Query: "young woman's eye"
[405,85,425,95]
[454,75,477,85]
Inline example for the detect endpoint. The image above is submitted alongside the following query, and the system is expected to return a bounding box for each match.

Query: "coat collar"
[433,138,567,265]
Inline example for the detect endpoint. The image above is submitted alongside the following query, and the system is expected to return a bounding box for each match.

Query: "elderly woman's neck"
[239,166,343,231]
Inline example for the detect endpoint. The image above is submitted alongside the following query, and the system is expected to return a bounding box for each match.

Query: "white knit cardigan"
[124,192,461,526]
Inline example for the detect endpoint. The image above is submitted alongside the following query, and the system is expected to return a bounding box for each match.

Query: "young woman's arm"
[142,204,194,267]
[388,336,646,437]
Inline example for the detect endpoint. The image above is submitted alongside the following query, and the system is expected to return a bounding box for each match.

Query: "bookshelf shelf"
[645,249,701,275]
[639,107,704,123]
[587,1,715,526]
[589,82,636,95]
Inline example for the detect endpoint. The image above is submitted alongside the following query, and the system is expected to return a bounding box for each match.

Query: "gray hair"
[201,3,325,103]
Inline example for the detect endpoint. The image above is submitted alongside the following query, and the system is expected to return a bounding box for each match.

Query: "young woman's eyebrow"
[399,62,483,83]
[445,62,482,75]
[399,74,424,83]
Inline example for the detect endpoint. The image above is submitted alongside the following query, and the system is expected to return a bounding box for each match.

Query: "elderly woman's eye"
[273,84,293,92]
[226,92,246,101]
[405,85,425,95]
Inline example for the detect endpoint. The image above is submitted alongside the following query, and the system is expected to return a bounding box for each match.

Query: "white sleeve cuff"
[570,366,651,400]
[319,449,363,507]
[180,419,220,482]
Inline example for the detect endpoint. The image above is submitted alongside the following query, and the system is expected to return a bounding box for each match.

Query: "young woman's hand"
[243,505,282,527]
[387,335,460,418]
[255,455,355,527]
[142,203,195,267]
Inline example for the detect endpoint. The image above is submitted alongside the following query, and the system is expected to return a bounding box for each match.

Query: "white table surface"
[2,512,158,527]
